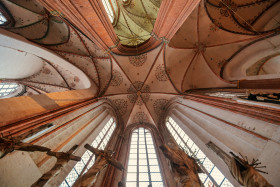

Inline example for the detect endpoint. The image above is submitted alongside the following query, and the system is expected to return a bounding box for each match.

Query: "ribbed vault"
[0,0,279,128]
[105,0,162,46]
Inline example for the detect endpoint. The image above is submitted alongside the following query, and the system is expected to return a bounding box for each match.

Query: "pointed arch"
[106,123,176,187]
[126,127,164,187]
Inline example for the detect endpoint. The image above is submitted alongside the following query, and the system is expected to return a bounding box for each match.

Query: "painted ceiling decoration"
[0,0,111,97]
[103,0,162,46]
[167,0,280,91]
[1,0,69,45]
[100,44,180,126]
[2,58,82,96]
[0,0,279,127]
[205,0,280,35]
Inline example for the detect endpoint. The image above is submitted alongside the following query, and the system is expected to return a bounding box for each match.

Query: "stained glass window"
[166,117,233,187]
[126,128,164,187]
[60,118,116,187]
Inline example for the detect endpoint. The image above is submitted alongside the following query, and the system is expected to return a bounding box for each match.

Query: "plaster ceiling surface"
[246,53,280,76]
[258,55,280,75]
[0,0,280,127]
[168,0,280,85]
[0,45,43,79]
[0,0,93,95]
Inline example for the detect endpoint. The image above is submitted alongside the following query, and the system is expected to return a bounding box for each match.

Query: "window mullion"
[167,119,220,187]
[80,119,114,176]
[61,118,116,186]
[64,179,70,187]
[97,120,114,148]
[126,128,164,187]
[137,129,139,187]
[144,130,152,185]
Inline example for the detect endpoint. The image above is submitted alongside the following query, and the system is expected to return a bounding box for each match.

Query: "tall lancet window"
[102,0,115,23]
[126,128,164,187]
[166,117,233,187]
[60,118,116,187]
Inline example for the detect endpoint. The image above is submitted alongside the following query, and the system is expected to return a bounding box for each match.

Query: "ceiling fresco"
[105,0,162,46]
[0,0,279,127]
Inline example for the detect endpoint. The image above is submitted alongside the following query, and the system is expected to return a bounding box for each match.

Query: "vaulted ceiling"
[108,0,162,46]
[0,0,279,127]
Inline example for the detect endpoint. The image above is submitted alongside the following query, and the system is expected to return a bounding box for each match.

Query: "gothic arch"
[161,94,279,186]
[106,122,176,187]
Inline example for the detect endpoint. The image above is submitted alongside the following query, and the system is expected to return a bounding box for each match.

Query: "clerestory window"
[0,12,7,25]
[102,0,115,23]
[60,118,116,187]
[166,117,233,187]
[0,82,25,99]
[126,127,164,187]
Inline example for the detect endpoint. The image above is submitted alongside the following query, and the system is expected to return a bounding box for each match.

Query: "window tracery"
[102,0,115,23]
[0,82,26,99]
[166,117,233,187]
[126,127,164,187]
[60,118,116,187]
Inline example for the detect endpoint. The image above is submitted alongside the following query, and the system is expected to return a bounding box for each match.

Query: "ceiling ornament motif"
[2,2,70,45]
[218,0,237,17]
[112,99,128,115]
[133,112,149,124]
[0,0,107,95]
[110,70,123,87]
[103,0,162,46]
[127,94,138,104]
[205,0,280,35]
[127,81,150,105]
[122,0,133,7]
[155,64,170,81]
[41,66,51,74]
[26,62,70,84]
[128,53,147,67]
[168,0,280,91]
[210,20,222,32]
[149,0,162,8]
[12,59,78,94]
[153,99,168,115]
[194,42,206,53]
[0,0,67,43]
